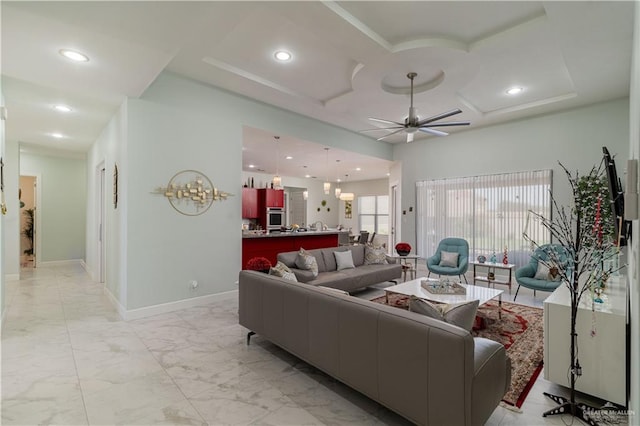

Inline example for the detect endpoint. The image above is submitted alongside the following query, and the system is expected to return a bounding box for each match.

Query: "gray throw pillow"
[364,244,387,265]
[334,250,355,271]
[295,248,318,277]
[439,251,459,267]
[409,296,479,331]
[270,261,298,282]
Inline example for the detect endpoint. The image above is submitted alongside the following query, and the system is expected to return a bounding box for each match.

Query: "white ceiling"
[1,1,634,180]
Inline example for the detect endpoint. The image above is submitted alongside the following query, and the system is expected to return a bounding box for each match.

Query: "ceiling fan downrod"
[407,72,418,127]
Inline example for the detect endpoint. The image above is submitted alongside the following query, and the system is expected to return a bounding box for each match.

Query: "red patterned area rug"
[371,293,543,408]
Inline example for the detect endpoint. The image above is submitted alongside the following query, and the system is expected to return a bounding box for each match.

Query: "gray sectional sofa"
[276,244,402,293]
[239,270,511,426]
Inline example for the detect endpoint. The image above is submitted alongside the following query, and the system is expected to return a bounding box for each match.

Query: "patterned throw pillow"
[334,250,355,271]
[270,261,298,282]
[409,296,479,331]
[534,262,561,281]
[364,244,388,265]
[439,251,459,267]
[295,248,319,277]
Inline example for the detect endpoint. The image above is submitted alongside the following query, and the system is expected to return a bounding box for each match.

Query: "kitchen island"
[242,230,348,269]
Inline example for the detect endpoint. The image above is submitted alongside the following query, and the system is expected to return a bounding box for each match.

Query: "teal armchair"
[426,238,469,283]
[514,243,570,301]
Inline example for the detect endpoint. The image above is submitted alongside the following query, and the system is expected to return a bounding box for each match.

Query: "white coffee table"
[384,277,504,319]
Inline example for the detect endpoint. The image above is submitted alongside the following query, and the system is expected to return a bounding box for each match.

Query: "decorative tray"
[421,280,467,295]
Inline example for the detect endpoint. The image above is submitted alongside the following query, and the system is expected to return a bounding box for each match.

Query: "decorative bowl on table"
[477,255,486,263]
[395,242,411,256]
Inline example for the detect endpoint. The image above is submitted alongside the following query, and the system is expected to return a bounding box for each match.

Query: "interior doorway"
[97,164,106,283]
[19,175,37,268]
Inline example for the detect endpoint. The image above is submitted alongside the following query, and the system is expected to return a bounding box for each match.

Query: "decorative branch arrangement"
[524,161,624,425]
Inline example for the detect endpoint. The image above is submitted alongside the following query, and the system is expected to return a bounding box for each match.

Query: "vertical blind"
[416,170,552,267]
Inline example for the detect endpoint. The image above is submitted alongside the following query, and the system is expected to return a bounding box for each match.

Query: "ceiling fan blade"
[376,128,406,141]
[359,127,403,133]
[417,109,462,126]
[423,121,470,128]
[418,127,449,137]
[406,133,414,143]
[369,117,404,126]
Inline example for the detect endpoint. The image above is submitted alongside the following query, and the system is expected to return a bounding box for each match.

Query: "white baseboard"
[103,286,127,320]
[103,287,239,321]
[123,290,239,321]
[38,259,84,267]
[5,274,20,281]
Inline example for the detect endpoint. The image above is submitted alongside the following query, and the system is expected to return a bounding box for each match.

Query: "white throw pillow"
[270,261,298,282]
[439,251,459,268]
[534,262,561,281]
[364,244,388,265]
[334,250,355,271]
[409,296,479,331]
[295,248,318,277]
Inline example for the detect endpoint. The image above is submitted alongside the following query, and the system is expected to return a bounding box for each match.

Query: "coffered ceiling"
[1,1,635,180]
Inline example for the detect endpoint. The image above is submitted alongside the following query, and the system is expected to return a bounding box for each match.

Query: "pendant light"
[323,148,330,195]
[272,136,282,189]
[334,159,342,199]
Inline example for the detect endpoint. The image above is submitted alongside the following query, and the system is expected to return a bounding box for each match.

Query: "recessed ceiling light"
[54,105,72,113]
[386,173,391,176]
[248,164,255,168]
[51,132,64,139]
[305,174,311,178]
[285,156,293,160]
[506,87,523,95]
[337,178,342,183]
[59,49,89,62]
[356,167,361,171]
[274,50,292,62]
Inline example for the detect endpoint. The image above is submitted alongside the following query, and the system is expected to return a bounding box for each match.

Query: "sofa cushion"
[364,244,388,265]
[439,251,459,267]
[409,296,479,331]
[295,248,319,277]
[350,244,365,266]
[335,250,355,271]
[270,261,297,282]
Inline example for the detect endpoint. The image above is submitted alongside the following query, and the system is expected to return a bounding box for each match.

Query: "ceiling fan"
[361,72,470,143]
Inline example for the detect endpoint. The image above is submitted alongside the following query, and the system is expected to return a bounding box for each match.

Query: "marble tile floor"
[1,264,605,425]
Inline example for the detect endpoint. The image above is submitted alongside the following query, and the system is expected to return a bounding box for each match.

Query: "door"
[19,175,37,268]
[391,184,399,249]
[98,166,106,283]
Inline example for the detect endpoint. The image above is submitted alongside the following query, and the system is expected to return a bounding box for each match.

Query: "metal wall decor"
[152,170,232,216]
[113,164,118,209]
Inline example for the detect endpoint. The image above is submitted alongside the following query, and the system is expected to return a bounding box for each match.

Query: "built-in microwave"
[266,207,284,230]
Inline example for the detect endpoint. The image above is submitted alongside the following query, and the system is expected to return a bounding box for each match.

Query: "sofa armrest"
[291,268,316,283]
[471,337,511,424]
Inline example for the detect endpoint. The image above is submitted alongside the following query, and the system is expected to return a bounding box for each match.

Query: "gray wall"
[394,98,630,249]
[20,153,87,263]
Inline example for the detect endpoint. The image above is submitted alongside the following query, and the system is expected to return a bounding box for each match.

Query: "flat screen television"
[602,146,629,246]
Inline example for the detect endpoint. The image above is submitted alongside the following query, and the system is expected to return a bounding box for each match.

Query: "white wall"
[20,153,86,263]
[628,1,639,418]
[0,92,5,319]
[86,102,127,307]
[87,71,393,312]
[3,140,20,278]
[394,98,630,249]
[339,178,389,233]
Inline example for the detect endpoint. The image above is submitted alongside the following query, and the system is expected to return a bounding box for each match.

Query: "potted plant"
[246,256,272,273]
[22,208,35,256]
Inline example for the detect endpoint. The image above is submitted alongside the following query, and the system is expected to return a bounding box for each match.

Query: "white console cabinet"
[543,275,627,406]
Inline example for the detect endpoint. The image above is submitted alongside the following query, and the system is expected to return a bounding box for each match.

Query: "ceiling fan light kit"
[363,72,471,143]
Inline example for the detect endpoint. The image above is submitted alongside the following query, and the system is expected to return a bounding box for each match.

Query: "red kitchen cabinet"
[242,188,259,218]
[262,189,284,208]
